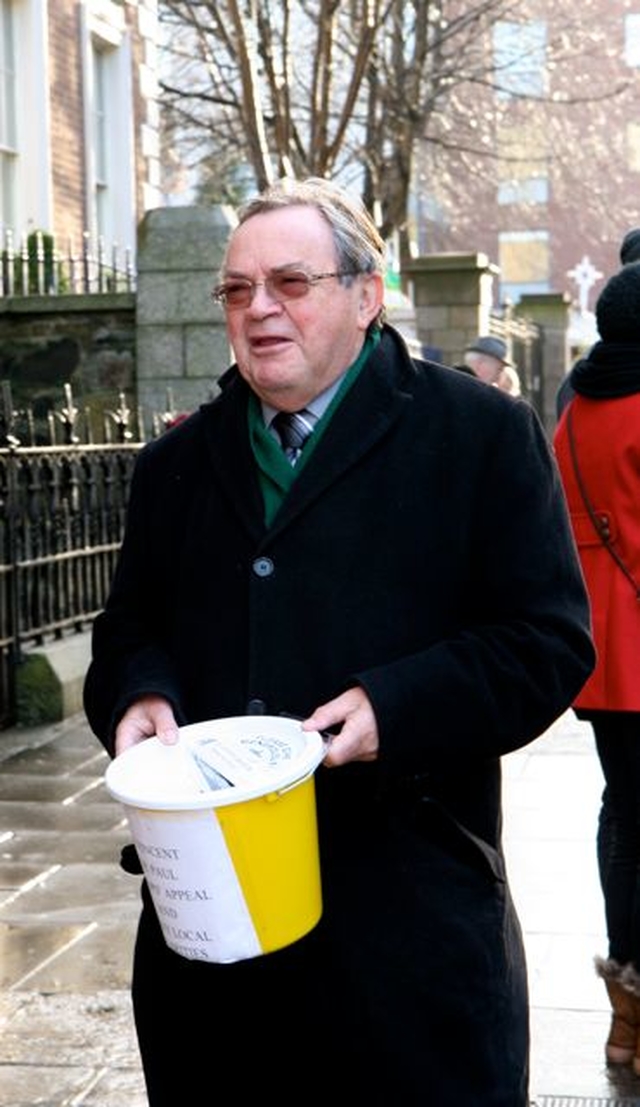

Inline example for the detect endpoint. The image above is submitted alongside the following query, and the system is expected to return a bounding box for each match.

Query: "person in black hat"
[554,258,640,1074]
[463,335,522,394]
[557,227,640,419]
[619,228,640,266]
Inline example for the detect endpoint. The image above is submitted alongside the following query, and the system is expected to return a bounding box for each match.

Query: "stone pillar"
[136,205,234,423]
[403,253,499,366]
[517,292,572,430]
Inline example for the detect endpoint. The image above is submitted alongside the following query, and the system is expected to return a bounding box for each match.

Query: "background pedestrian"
[554,260,640,1073]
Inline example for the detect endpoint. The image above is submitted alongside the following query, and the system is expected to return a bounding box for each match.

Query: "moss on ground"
[15,654,62,726]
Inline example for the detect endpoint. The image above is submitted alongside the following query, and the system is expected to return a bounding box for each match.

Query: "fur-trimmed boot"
[595,956,638,1065]
[619,961,640,1076]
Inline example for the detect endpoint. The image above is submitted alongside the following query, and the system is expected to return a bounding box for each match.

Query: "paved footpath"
[0,714,146,1107]
[503,711,640,1106]
[1,709,640,1106]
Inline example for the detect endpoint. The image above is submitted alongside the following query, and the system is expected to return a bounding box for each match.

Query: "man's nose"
[247,282,283,312]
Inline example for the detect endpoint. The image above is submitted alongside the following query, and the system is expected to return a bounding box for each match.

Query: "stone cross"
[567,255,603,313]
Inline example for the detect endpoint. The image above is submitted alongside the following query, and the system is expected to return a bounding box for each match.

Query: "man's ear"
[357,272,385,331]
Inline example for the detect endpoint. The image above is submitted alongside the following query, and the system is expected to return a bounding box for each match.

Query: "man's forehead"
[228,206,333,258]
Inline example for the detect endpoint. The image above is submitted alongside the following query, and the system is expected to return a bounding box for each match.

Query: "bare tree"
[158,1,632,264]
[159,1,522,244]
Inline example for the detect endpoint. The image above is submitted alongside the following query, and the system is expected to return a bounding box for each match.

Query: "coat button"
[253,556,274,577]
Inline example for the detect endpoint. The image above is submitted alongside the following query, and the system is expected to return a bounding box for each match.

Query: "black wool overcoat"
[85,325,594,1106]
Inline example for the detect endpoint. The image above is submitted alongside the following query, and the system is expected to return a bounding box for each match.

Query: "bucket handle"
[271,732,332,798]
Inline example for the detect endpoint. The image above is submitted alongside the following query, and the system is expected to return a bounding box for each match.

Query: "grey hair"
[234,175,386,279]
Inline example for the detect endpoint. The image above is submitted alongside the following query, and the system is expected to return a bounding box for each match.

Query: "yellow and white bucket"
[105,715,326,964]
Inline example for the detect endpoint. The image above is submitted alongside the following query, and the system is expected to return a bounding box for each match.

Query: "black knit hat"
[620,228,640,265]
[595,261,640,341]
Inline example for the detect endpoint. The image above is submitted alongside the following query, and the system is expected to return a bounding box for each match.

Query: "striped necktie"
[271,409,315,465]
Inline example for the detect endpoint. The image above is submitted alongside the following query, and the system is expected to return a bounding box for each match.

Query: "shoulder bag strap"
[566,404,640,600]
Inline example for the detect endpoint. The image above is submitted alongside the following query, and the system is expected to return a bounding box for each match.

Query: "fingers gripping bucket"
[105,716,325,964]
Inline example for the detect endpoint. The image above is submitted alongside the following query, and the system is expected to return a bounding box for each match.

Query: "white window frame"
[0,0,17,230]
[0,0,51,237]
[80,0,136,255]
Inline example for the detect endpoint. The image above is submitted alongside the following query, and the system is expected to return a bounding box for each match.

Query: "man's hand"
[115,695,179,756]
[303,686,379,767]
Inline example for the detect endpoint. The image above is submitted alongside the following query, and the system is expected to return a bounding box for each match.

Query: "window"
[625,14,640,67]
[497,121,549,206]
[628,121,640,172]
[499,230,550,302]
[493,21,547,99]
[0,0,17,229]
[498,179,548,205]
[81,1,136,254]
[91,45,109,236]
[0,0,52,241]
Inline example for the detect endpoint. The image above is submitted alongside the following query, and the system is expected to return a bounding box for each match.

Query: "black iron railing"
[0,380,171,728]
[0,441,142,728]
[0,228,135,296]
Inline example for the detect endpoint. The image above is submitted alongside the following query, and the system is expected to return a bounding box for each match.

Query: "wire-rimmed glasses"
[211,269,357,309]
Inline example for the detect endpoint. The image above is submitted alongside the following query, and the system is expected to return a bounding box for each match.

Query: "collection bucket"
[105,715,326,964]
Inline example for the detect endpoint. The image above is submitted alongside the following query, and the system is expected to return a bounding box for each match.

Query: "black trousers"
[591,711,640,968]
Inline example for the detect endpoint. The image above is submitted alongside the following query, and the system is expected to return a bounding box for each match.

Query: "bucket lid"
[105,715,326,810]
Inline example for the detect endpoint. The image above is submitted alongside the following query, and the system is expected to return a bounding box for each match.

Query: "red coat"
[554,392,640,710]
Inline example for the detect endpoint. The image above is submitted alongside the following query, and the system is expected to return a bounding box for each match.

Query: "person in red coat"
[554,260,640,1074]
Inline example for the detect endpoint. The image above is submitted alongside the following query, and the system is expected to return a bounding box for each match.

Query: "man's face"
[473,355,503,386]
[221,205,383,411]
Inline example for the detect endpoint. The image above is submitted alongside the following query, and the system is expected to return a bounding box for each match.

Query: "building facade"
[0,0,161,263]
[415,0,640,320]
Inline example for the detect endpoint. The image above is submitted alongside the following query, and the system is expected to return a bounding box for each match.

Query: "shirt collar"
[261,371,346,431]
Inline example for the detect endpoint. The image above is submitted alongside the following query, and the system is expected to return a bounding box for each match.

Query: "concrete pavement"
[1,708,639,1105]
[0,714,145,1107]
[503,711,640,1105]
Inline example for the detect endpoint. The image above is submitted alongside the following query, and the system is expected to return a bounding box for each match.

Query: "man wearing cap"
[463,335,521,394]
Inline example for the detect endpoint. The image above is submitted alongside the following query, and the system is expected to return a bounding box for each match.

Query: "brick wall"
[48,2,86,248]
[42,1,161,255]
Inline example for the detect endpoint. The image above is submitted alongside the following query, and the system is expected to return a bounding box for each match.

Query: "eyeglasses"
[211,269,357,310]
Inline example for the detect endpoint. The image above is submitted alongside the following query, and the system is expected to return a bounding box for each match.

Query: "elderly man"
[464,334,521,393]
[84,177,593,1106]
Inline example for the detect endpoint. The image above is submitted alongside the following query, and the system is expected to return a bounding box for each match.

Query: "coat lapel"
[200,377,267,542]
[198,327,417,540]
[268,350,413,534]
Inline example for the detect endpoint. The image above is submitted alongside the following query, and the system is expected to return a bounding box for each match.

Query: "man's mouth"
[250,335,291,350]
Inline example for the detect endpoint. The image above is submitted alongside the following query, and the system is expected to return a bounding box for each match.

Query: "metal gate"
[489,311,544,420]
[0,442,141,728]
[0,381,145,729]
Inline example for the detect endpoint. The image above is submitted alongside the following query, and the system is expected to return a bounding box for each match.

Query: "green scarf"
[248,331,379,526]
